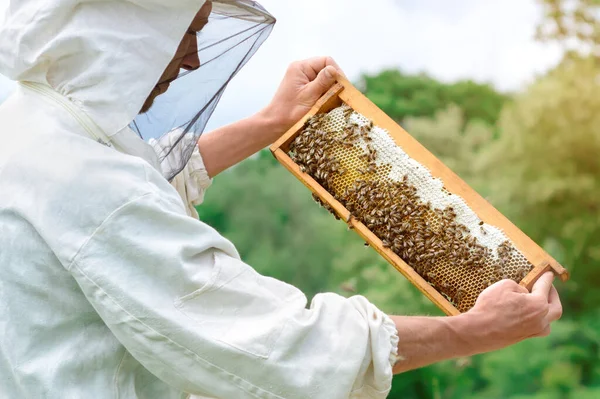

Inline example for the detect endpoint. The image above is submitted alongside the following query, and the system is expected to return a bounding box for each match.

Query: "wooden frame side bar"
[271,83,344,153]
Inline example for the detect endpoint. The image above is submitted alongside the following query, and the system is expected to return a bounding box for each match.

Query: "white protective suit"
[0,0,400,398]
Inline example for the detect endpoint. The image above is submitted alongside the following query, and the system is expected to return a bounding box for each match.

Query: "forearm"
[197,109,285,178]
[391,313,481,374]
[196,57,341,178]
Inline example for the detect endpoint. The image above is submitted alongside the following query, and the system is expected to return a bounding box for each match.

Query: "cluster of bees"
[342,179,490,272]
[289,108,533,311]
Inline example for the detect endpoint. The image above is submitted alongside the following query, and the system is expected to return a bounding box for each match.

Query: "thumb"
[304,65,338,100]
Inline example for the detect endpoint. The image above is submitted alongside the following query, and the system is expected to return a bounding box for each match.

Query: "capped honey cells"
[288,104,534,312]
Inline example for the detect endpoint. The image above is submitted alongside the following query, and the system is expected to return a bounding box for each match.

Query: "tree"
[359,69,509,128]
[476,55,600,314]
[536,0,600,60]
[404,105,494,182]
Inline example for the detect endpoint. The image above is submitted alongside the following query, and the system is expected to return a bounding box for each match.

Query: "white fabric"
[0,85,399,399]
[0,0,399,397]
[0,0,201,139]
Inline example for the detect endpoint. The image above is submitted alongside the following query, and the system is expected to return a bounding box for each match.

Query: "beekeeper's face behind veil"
[141,1,213,114]
[0,0,275,180]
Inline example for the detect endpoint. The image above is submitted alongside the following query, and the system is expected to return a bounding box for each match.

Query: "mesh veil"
[131,0,276,181]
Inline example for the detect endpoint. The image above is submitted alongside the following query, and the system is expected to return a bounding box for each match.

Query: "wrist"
[443,313,487,357]
[451,311,501,356]
[390,314,484,374]
[256,104,292,143]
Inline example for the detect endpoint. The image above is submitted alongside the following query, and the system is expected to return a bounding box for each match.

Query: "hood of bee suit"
[0,0,276,179]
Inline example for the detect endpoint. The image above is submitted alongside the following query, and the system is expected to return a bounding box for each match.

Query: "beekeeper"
[0,0,563,398]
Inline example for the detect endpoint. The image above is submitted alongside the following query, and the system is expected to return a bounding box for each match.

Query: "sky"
[207,0,563,130]
[0,0,563,131]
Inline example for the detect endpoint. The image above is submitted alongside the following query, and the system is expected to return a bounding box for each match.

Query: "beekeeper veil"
[132,1,276,180]
[0,0,275,181]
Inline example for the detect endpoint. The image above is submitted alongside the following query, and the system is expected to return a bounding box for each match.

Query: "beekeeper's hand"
[260,56,344,140]
[466,272,563,350]
[389,272,562,374]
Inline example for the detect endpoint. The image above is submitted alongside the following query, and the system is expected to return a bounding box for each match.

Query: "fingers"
[296,56,344,81]
[474,278,527,309]
[323,57,345,77]
[547,286,563,322]
[529,280,562,338]
[531,272,554,298]
[303,65,338,101]
[537,325,552,338]
[307,56,342,75]
[491,278,529,294]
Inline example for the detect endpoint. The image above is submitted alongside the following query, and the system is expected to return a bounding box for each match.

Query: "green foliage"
[536,0,600,59]
[404,105,495,182]
[198,55,598,398]
[476,56,600,313]
[472,319,598,397]
[360,69,509,128]
[198,150,340,299]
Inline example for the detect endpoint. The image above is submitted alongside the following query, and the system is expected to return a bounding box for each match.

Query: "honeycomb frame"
[270,77,569,316]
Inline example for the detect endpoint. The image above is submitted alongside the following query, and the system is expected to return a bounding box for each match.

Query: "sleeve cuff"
[168,144,212,219]
[346,296,400,398]
[185,144,213,205]
[149,132,213,219]
[382,313,400,369]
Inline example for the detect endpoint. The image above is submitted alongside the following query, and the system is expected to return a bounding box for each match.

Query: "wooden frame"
[270,76,569,316]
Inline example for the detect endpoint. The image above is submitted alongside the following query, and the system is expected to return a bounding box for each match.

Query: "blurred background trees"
[536,0,599,60]
[198,0,600,397]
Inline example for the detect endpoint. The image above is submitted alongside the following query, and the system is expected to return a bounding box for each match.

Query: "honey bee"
[343,107,353,119]
[289,107,525,310]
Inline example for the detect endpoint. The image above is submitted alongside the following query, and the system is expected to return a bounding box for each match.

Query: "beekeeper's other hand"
[260,56,344,140]
[466,272,563,351]
[389,272,563,374]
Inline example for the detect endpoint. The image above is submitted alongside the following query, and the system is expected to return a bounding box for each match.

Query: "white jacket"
[0,1,399,398]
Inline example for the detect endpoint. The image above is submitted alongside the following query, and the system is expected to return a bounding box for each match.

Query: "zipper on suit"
[19,81,114,148]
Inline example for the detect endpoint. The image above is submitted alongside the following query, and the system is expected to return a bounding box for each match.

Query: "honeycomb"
[289,104,534,312]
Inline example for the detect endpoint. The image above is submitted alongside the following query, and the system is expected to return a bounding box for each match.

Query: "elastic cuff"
[381,313,400,368]
[185,145,213,207]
